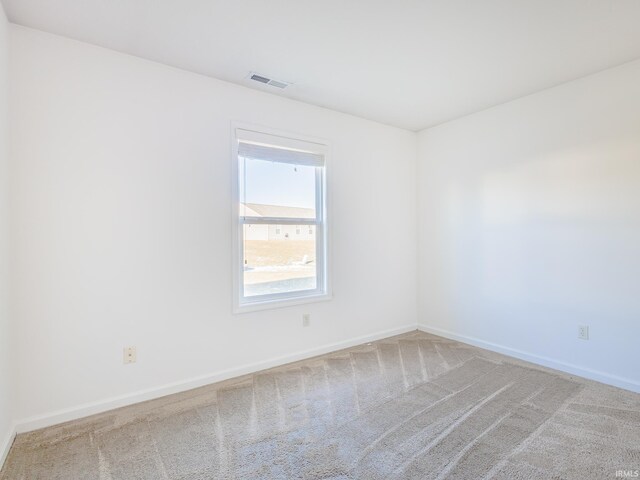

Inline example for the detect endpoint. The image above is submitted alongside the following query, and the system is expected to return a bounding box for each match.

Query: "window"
[233,126,329,311]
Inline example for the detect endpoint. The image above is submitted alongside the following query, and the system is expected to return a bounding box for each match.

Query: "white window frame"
[231,123,331,313]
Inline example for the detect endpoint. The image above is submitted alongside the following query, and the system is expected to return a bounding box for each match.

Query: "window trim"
[231,122,332,313]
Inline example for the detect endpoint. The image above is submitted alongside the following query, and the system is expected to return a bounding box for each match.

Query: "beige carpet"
[2,331,639,479]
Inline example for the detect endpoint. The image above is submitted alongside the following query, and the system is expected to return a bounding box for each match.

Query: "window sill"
[233,291,332,314]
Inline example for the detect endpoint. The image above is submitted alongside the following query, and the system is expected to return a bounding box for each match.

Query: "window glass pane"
[243,224,317,297]
[239,157,316,219]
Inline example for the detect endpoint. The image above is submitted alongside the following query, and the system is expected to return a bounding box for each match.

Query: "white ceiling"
[3,0,640,131]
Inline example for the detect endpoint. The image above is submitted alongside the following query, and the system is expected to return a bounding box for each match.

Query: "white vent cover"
[248,72,290,89]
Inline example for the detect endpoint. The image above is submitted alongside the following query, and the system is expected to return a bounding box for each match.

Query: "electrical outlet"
[578,325,589,340]
[123,346,137,364]
[302,314,311,327]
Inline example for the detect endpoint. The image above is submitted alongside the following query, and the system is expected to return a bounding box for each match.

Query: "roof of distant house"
[242,203,315,219]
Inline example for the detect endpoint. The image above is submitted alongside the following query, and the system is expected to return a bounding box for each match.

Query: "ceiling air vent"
[248,72,290,89]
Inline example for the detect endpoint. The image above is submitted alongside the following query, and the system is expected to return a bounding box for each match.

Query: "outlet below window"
[123,346,137,364]
[578,325,589,340]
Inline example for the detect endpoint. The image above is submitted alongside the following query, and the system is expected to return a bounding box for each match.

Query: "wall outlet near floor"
[302,314,311,327]
[123,346,137,364]
[578,325,589,340]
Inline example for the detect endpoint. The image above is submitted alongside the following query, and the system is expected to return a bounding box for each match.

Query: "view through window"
[235,129,327,308]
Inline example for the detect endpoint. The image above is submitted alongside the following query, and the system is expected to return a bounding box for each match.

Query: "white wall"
[417,59,640,392]
[9,26,418,428]
[0,1,15,465]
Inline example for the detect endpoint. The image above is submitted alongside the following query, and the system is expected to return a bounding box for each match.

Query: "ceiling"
[3,0,640,131]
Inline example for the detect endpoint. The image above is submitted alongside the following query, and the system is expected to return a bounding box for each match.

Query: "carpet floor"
[2,331,639,479]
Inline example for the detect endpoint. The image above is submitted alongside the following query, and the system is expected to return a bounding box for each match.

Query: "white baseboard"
[418,324,640,394]
[0,423,16,472]
[14,324,418,434]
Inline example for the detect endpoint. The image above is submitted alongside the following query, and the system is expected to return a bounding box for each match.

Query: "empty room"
[0,1,639,479]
